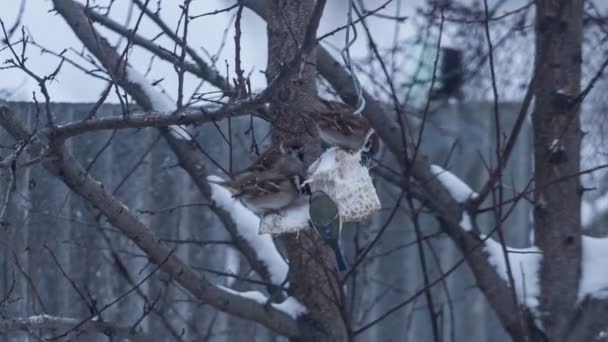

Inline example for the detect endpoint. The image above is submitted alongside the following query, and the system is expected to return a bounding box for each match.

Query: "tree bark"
[265,0,349,340]
[533,0,583,340]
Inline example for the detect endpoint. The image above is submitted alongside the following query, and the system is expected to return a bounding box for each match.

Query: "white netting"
[258,147,381,235]
[305,148,381,222]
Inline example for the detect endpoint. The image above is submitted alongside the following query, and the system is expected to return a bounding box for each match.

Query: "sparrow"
[308,190,347,271]
[241,140,307,178]
[210,171,302,216]
[209,140,307,215]
[316,100,380,156]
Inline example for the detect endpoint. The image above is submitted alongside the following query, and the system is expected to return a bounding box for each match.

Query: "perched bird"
[308,190,347,271]
[210,171,302,216]
[209,141,307,215]
[242,140,307,178]
[316,100,380,156]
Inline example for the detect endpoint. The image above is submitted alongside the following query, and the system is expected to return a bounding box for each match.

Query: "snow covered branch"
[219,287,307,319]
[208,177,289,286]
[429,164,478,203]
[483,236,542,310]
[0,315,157,342]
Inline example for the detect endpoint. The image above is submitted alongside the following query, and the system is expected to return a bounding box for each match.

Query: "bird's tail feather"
[334,247,347,272]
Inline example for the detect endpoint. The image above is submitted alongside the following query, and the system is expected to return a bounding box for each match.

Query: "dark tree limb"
[532,0,584,340]
[0,315,158,342]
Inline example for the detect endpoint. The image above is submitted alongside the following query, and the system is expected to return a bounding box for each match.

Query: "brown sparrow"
[316,100,379,155]
[209,171,302,215]
[209,140,307,215]
[242,140,306,178]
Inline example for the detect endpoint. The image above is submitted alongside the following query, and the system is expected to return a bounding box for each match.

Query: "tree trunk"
[265,0,349,340]
[533,0,583,340]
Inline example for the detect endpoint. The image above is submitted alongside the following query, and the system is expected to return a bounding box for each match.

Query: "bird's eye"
[297,151,305,160]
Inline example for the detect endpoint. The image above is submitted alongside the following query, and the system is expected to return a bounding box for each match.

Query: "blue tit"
[308,190,347,271]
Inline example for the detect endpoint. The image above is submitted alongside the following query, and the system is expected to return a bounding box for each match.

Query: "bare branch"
[51,103,259,141]
[0,315,158,342]
[0,104,301,338]
[52,0,291,297]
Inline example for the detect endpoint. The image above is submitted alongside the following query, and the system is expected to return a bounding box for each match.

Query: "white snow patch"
[126,67,173,112]
[579,236,608,301]
[27,314,54,324]
[483,235,542,309]
[581,192,608,228]
[219,286,307,319]
[430,164,478,203]
[259,197,310,234]
[219,285,267,304]
[125,67,190,140]
[459,212,472,231]
[224,247,240,287]
[208,175,289,285]
[272,296,308,319]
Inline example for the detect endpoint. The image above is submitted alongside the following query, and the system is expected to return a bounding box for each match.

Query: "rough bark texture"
[533,0,583,340]
[265,0,348,340]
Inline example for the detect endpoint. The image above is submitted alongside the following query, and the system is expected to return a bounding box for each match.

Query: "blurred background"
[1,0,608,341]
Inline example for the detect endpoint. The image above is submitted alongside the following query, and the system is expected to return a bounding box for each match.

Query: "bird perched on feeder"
[209,141,307,215]
[316,100,380,157]
[308,190,347,272]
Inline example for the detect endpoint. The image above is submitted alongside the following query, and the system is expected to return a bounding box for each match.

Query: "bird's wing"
[318,111,369,136]
[243,147,280,173]
[234,176,288,197]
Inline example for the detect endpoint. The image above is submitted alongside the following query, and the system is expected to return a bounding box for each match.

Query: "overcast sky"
[0,0,551,104]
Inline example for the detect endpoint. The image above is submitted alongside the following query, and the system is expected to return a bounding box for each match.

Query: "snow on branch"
[460,212,473,231]
[579,236,608,302]
[219,286,307,319]
[125,68,191,141]
[208,175,289,285]
[430,164,478,203]
[0,315,157,342]
[483,236,542,310]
